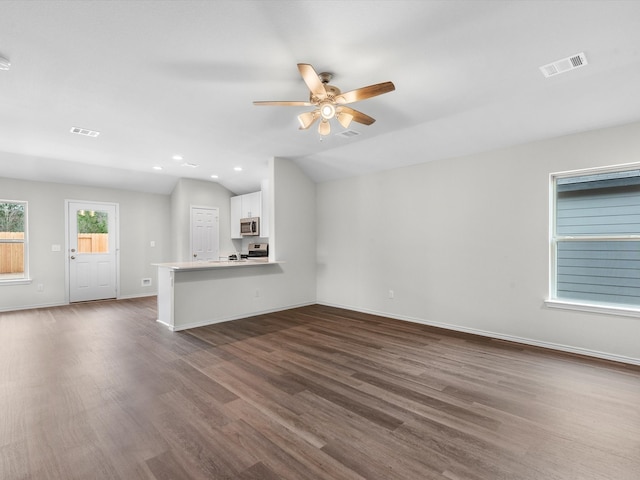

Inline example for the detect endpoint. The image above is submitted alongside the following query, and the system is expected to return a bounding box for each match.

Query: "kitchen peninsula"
[154,259,283,331]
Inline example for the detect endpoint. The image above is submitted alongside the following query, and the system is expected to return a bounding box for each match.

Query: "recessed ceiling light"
[0,55,10,71]
[234,166,242,172]
[210,174,219,179]
[172,155,183,161]
[70,126,100,137]
[152,166,163,171]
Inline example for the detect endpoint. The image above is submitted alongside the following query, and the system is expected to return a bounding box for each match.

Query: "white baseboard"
[0,295,156,313]
[318,302,640,367]
[161,301,316,332]
[156,318,174,330]
[0,301,68,313]
[118,292,157,300]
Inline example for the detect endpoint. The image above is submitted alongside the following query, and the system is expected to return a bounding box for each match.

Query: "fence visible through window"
[0,231,109,275]
[77,209,109,254]
[0,232,24,275]
[77,233,109,253]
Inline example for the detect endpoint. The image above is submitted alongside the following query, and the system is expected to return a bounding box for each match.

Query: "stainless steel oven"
[248,243,268,258]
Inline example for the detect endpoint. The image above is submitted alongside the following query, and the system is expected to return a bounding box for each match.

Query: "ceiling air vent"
[336,130,360,138]
[70,126,100,137]
[539,52,588,78]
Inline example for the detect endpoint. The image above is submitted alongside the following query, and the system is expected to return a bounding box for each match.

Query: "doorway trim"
[64,199,120,303]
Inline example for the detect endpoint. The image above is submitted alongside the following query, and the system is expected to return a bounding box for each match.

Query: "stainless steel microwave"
[240,217,260,236]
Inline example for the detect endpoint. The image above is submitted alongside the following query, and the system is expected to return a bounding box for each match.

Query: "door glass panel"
[76,209,109,253]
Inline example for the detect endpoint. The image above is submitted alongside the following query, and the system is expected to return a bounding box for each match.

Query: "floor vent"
[70,126,100,137]
[540,52,588,78]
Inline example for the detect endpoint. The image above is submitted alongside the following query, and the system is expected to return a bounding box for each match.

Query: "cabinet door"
[242,191,262,219]
[230,196,242,239]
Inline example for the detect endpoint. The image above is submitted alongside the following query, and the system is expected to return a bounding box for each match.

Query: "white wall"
[170,178,236,262]
[317,121,640,365]
[271,156,317,303]
[0,177,171,310]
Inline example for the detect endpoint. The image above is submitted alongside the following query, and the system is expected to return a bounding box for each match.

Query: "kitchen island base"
[154,261,302,331]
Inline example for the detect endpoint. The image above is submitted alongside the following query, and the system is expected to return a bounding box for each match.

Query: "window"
[550,167,640,312]
[0,201,29,283]
[77,209,109,253]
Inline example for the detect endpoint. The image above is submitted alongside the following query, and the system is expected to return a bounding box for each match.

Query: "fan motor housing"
[324,84,341,96]
[318,72,340,98]
[310,84,341,103]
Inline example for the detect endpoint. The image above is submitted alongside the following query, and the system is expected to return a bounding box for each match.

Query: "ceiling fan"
[253,63,395,135]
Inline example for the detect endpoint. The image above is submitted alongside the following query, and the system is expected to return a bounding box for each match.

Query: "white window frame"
[0,200,31,285]
[546,163,640,317]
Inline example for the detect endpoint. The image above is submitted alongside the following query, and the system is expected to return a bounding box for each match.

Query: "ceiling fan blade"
[318,119,331,136]
[253,100,313,106]
[338,106,376,125]
[335,81,395,104]
[298,110,319,129]
[298,63,327,100]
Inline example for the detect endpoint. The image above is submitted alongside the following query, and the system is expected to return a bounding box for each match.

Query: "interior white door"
[68,201,118,302]
[191,206,219,261]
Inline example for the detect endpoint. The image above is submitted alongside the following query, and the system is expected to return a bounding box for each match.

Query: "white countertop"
[153,258,278,271]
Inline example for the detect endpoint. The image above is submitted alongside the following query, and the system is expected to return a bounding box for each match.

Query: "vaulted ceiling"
[1,1,640,195]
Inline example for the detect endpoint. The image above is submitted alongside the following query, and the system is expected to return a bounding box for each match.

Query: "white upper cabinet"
[242,191,261,219]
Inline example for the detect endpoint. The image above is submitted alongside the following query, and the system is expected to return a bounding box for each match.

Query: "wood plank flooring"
[1,298,640,479]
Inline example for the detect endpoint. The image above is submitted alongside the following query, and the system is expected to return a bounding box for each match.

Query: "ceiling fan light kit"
[297,110,318,129]
[319,119,330,136]
[0,55,11,71]
[254,63,395,135]
[320,102,335,120]
[336,111,354,129]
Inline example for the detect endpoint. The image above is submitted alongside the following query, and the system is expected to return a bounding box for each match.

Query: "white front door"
[191,206,219,261]
[68,201,118,302]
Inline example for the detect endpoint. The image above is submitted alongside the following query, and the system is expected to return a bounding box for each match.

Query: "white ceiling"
[1,1,640,195]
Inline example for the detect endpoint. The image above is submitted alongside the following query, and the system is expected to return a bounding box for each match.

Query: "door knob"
[70,256,76,260]
[193,253,197,258]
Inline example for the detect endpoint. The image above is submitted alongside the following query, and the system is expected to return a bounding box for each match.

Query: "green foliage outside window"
[0,203,25,233]
[77,210,108,234]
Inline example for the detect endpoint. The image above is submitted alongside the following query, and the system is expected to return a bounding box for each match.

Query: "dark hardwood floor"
[1,298,639,479]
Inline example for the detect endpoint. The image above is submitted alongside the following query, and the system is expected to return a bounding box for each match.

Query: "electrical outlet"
[255,289,260,298]
[141,278,152,287]
[37,283,44,292]
[388,289,394,299]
